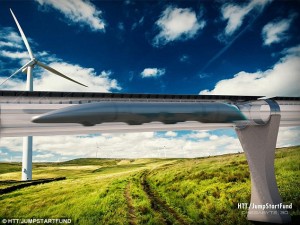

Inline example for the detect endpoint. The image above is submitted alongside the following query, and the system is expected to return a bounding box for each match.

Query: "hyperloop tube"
[236,100,280,126]
[236,99,300,127]
[31,100,300,127]
[32,102,247,126]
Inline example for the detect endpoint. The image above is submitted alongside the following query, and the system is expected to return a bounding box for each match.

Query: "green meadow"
[0,146,299,225]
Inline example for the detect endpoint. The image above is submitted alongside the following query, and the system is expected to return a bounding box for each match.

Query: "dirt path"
[125,182,137,225]
[141,172,190,225]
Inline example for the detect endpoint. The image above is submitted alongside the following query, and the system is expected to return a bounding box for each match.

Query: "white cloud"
[0,27,25,70]
[165,131,177,137]
[200,45,300,97]
[221,0,271,36]
[209,135,219,141]
[153,6,205,46]
[0,50,29,60]
[277,127,300,147]
[0,131,242,160]
[0,77,25,90]
[0,28,121,92]
[0,150,8,157]
[262,15,296,46]
[35,0,106,32]
[1,126,299,161]
[0,41,20,49]
[140,68,166,78]
[0,61,121,92]
[35,62,121,92]
[0,27,23,49]
[282,45,300,55]
[0,50,31,68]
[0,27,35,68]
[34,153,55,159]
[185,131,210,139]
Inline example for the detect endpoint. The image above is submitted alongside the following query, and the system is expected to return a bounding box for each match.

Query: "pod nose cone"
[31,104,83,124]
[31,114,45,123]
[31,112,65,123]
[31,102,103,126]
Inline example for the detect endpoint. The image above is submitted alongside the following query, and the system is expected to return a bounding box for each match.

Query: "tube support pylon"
[235,115,291,223]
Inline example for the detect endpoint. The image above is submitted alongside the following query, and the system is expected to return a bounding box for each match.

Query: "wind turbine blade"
[36,61,88,87]
[10,9,34,59]
[0,60,34,86]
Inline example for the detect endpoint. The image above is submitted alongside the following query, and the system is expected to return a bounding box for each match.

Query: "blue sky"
[0,0,300,162]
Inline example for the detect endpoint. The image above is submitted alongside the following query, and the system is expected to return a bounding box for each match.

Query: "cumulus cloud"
[0,50,29,60]
[221,0,271,36]
[0,27,28,69]
[204,0,271,71]
[153,6,206,46]
[140,68,166,78]
[200,45,300,97]
[0,26,121,92]
[186,131,210,139]
[1,126,299,161]
[35,62,121,92]
[35,0,106,32]
[277,127,300,147]
[0,27,31,73]
[262,14,296,46]
[0,150,8,157]
[0,131,243,161]
[0,27,23,49]
[0,61,121,92]
[165,131,177,137]
[283,45,300,55]
[34,153,55,160]
[0,31,120,92]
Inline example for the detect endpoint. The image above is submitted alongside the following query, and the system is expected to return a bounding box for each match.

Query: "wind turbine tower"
[1,9,87,180]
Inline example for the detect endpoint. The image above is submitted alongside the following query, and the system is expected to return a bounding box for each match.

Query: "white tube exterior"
[1,100,299,137]
[236,100,300,126]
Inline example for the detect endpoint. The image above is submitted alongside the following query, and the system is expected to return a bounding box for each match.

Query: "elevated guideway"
[1,90,299,137]
[1,90,300,224]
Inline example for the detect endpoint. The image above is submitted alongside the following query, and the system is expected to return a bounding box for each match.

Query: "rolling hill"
[0,146,299,225]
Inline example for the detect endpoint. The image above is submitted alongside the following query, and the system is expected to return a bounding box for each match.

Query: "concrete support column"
[235,115,291,223]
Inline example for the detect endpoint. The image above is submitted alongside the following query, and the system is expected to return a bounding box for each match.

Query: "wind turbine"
[96,143,100,158]
[1,9,87,181]
[0,9,87,89]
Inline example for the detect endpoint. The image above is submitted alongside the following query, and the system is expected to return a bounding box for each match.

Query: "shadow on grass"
[0,177,66,195]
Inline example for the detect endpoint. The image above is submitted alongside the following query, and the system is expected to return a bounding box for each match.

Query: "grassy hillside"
[0,146,299,225]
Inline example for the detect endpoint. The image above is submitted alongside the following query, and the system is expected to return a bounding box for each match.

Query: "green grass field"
[0,146,299,225]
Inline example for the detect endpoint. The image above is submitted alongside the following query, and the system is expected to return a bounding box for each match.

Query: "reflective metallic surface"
[236,100,280,125]
[1,91,299,137]
[32,102,247,126]
[31,99,300,128]
[237,100,300,126]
